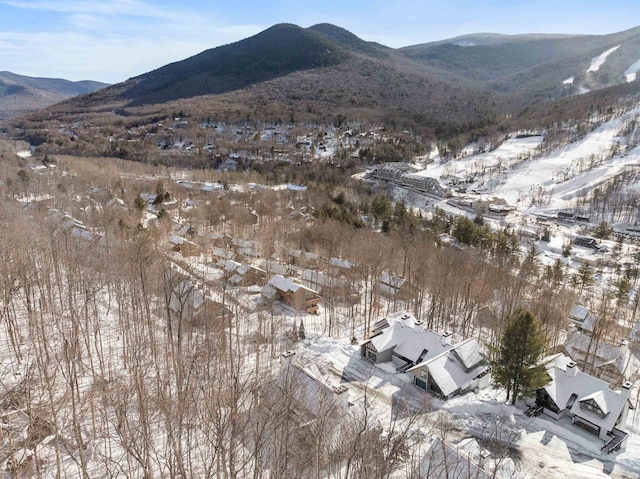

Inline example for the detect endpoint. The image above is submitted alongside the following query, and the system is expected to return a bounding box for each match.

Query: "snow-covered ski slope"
[415,104,640,211]
[587,45,621,73]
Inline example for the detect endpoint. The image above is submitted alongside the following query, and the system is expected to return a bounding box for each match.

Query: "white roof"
[579,390,609,415]
[543,358,631,433]
[71,227,98,243]
[369,317,448,364]
[581,312,599,333]
[212,247,233,259]
[169,281,205,313]
[169,234,185,245]
[408,339,488,397]
[278,359,348,417]
[541,353,573,371]
[236,264,250,275]
[329,257,353,269]
[176,224,191,236]
[569,304,590,321]
[217,259,241,273]
[453,339,485,370]
[267,274,319,295]
[232,237,258,249]
[262,284,277,299]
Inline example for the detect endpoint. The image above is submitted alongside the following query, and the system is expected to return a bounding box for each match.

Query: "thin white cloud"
[0,21,264,83]
[0,0,265,82]
[2,0,186,20]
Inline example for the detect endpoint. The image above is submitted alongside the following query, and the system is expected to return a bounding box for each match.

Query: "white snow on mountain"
[407,103,640,214]
[416,136,543,181]
[625,58,640,82]
[492,106,640,206]
[587,45,621,73]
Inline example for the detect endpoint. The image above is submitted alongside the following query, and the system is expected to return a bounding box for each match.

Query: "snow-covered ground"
[297,336,640,479]
[412,104,640,211]
[416,136,543,182]
[493,106,640,208]
[296,332,640,479]
[625,58,640,83]
[587,45,621,73]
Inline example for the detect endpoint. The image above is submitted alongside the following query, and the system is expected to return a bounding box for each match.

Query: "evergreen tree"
[573,263,595,294]
[134,194,146,212]
[490,309,549,405]
[371,194,391,222]
[298,319,306,340]
[592,221,613,239]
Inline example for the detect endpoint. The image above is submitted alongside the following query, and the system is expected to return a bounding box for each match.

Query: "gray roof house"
[360,311,490,399]
[533,353,633,451]
[564,331,640,386]
[169,280,205,322]
[568,304,599,334]
[278,351,349,421]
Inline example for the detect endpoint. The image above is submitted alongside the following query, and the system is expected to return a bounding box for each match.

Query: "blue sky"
[1,0,639,84]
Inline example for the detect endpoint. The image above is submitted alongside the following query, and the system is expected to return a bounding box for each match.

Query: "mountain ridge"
[8,23,640,151]
[0,71,108,120]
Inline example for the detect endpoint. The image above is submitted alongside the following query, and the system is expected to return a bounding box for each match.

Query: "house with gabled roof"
[407,338,491,400]
[564,331,640,386]
[169,234,200,256]
[533,353,633,450]
[277,351,348,420]
[568,304,599,334]
[360,311,490,399]
[169,280,205,322]
[263,275,322,314]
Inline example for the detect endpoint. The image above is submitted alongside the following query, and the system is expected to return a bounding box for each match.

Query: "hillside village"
[4,17,640,479]
[3,98,640,476]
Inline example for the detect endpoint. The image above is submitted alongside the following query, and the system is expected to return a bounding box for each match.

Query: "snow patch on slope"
[625,58,640,82]
[587,45,621,73]
[415,136,543,180]
[492,105,640,206]
[562,76,574,85]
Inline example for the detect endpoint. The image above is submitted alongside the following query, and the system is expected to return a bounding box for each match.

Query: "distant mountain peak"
[0,71,108,120]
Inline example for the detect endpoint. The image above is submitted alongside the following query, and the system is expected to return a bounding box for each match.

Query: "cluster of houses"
[351,309,635,453]
[360,312,490,399]
[42,184,637,459]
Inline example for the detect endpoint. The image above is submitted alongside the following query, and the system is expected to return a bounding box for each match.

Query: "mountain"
[8,23,640,152]
[79,22,399,106]
[0,71,108,120]
[401,27,640,106]
[23,23,497,139]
